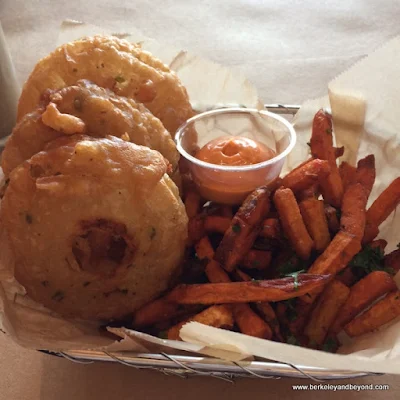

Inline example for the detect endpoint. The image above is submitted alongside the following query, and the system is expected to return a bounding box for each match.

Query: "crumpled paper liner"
[1,23,400,374]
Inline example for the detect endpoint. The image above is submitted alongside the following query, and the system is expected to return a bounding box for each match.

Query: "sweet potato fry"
[215,186,271,271]
[299,198,331,252]
[288,301,315,336]
[304,280,350,344]
[334,146,345,158]
[195,236,215,261]
[167,305,234,340]
[370,239,388,251]
[344,290,400,337]
[385,248,400,275]
[310,110,333,160]
[363,177,400,243]
[267,177,284,193]
[274,188,314,260]
[355,155,375,198]
[260,218,281,239]
[205,260,230,283]
[330,271,397,334]
[282,159,330,193]
[132,298,183,328]
[301,231,361,304]
[255,302,283,341]
[233,303,273,339]
[220,205,233,218]
[204,261,272,338]
[184,191,202,219]
[288,157,313,174]
[340,183,368,240]
[232,268,252,282]
[297,184,319,202]
[204,215,231,234]
[187,215,206,243]
[310,109,343,207]
[242,250,272,270]
[324,205,340,234]
[336,267,357,287]
[166,274,330,305]
[339,161,357,191]
[231,268,280,339]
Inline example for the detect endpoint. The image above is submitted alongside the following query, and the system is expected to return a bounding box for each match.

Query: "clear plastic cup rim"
[175,107,297,172]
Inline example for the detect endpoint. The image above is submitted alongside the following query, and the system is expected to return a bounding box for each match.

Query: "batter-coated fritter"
[0,136,188,320]
[17,35,194,134]
[2,80,179,177]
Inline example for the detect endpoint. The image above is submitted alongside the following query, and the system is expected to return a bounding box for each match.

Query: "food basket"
[20,105,380,382]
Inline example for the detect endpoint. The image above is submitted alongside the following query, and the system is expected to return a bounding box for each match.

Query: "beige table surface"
[1,0,400,398]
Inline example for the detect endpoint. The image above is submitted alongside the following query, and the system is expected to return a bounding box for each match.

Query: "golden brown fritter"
[0,135,188,320]
[2,80,179,177]
[17,35,194,134]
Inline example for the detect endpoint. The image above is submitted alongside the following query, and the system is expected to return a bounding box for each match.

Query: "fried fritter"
[17,35,194,134]
[2,80,179,177]
[0,135,188,320]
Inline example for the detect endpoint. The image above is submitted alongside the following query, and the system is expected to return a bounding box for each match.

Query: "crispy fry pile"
[132,109,400,352]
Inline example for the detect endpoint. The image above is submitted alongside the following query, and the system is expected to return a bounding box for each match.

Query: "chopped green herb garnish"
[52,291,64,302]
[335,208,342,221]
[232,224,241,233]
[326,128,332,135]
[25,213,33,224]
[115,75,125,83]
[150,227,156,240]
[349,244,388,279]
[285,269,305,291]
[322,337,337,353]
[306,142,311,148]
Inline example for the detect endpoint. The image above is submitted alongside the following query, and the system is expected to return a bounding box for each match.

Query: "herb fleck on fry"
[25,213,33,224]
[232,224,241,233]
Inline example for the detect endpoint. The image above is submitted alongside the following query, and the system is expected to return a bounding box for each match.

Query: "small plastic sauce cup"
[175,108,296,205]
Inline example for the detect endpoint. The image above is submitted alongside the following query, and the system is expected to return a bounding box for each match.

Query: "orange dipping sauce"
[193,136,277,204]
[196,136,276,167]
